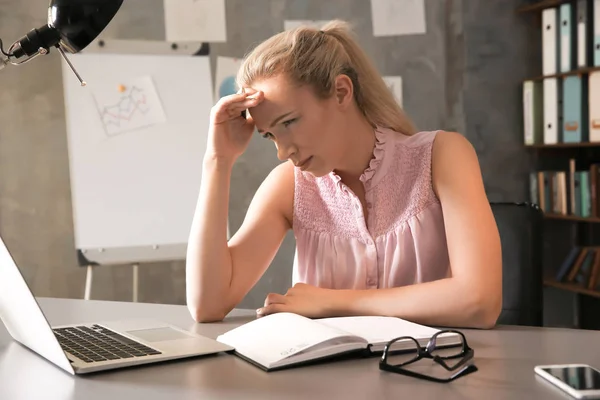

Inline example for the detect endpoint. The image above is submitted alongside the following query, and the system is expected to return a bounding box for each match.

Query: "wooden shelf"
[544,279,600,298]
[516,0,574,14]
[525,66,600,82]
[526,142,600,149]
[544,213,600,222]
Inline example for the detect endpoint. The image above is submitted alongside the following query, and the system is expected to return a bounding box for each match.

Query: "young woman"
[186,20,502,329]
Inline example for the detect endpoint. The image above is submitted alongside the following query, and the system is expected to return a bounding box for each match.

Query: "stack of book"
[530,159,600,217]
[554,246,600,290]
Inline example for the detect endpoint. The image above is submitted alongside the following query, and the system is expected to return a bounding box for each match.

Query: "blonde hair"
[236,20,416,136]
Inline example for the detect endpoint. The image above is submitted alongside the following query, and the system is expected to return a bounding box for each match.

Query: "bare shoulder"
[431,131,483,196]
[432,131,477,159]
[269,158,296,180]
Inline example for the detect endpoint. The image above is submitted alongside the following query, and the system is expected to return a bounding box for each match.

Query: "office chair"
[490,202,544,326]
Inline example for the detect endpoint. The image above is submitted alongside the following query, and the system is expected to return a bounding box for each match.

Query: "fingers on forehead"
[240,86,260,95]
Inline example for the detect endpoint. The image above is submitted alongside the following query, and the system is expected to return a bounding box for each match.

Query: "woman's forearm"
[185,155,235,322]
[335,277,501,329]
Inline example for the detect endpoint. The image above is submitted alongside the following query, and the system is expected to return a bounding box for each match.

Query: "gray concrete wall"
[0,0,540,313]
[461,0,539,202]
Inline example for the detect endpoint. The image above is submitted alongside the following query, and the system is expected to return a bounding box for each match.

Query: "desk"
[0,298,598,400]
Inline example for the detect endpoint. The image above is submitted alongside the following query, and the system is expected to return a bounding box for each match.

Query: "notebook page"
[317,316,442,345]
[216,312,361,368]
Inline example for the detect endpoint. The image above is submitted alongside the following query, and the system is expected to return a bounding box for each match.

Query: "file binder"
[544,78,560,144]
[530,172,538,205]
[523,80,543,145]
[578,0,593,67]
[580,171,591,217]
[543,7,559,75]
[560,4,576,72]
[595,0,600,65]
[563,75,589,143]
[589,71,600,141]
[540,171,552,212]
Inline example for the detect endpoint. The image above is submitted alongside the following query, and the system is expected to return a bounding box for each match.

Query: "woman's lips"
[296,156,313,170]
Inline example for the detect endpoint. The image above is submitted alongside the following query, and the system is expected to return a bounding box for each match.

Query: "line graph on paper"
[92,75,167,137]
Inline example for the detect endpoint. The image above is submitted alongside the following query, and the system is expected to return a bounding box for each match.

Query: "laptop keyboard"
[53,324,162,363]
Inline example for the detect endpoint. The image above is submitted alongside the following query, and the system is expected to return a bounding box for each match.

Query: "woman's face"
[246,74,350,177]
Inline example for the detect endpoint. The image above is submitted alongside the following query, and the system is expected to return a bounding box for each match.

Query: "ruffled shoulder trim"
[329,126,388,190]
[359,126,387,185]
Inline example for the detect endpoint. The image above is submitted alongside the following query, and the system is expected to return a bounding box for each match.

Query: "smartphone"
[535,364,600,399]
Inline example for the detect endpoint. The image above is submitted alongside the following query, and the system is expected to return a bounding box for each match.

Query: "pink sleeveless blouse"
[292,127,451,289]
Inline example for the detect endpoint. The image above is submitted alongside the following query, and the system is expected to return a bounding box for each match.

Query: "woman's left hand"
[257,283,344,318]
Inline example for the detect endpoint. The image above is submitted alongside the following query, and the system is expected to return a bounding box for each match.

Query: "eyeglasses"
[379,329,478,383]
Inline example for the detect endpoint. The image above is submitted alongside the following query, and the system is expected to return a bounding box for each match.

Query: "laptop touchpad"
[126,327,193,342]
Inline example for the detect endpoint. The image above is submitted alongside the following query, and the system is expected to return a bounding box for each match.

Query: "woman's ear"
[334,74,354,109]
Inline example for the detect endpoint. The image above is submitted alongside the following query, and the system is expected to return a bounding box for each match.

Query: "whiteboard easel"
[61,39,223,300]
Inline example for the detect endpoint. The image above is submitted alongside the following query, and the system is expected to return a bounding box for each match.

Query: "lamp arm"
[0,38,13,70]
[0,33,85,86]
[0,38,12,57]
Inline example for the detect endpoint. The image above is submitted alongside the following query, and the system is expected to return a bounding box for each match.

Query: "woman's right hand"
[206,89,264,164]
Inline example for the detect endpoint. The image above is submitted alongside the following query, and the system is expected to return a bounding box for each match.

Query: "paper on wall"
[370,0,426,37]
[214,56,243,102]
[382,76,403,107]
[164,0,227,42]
[91,75,167,137]
[284,20,331,31]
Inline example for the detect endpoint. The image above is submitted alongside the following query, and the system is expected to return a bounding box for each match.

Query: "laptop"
[0,236,233,375]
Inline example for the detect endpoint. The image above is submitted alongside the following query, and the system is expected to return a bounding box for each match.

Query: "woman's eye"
[261,118,297,139]
[282,118,297,128]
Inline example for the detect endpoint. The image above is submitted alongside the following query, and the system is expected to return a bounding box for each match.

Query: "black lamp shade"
[11,0,122,59]
[49,0,123,53]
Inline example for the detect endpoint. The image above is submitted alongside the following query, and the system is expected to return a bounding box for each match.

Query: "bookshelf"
[520,1,600,329]
[526,142,600,148]
[525,65,600,81]
[544,279,600,298]
[516,0,574,14]
[544,213,600,222]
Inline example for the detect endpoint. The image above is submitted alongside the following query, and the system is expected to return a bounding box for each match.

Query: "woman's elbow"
[470,289,502,329]
[187,299,228,323]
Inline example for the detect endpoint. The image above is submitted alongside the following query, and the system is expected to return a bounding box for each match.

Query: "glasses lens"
[385,338,420,366]
[430,334,467,369]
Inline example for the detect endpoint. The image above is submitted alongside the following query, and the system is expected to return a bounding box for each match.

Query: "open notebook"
[216,313,462,371]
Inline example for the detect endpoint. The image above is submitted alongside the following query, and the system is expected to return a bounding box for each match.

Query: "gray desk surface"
[0,297,598,400]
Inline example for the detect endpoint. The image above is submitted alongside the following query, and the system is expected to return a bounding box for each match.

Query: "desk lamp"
[0,0,123,86]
